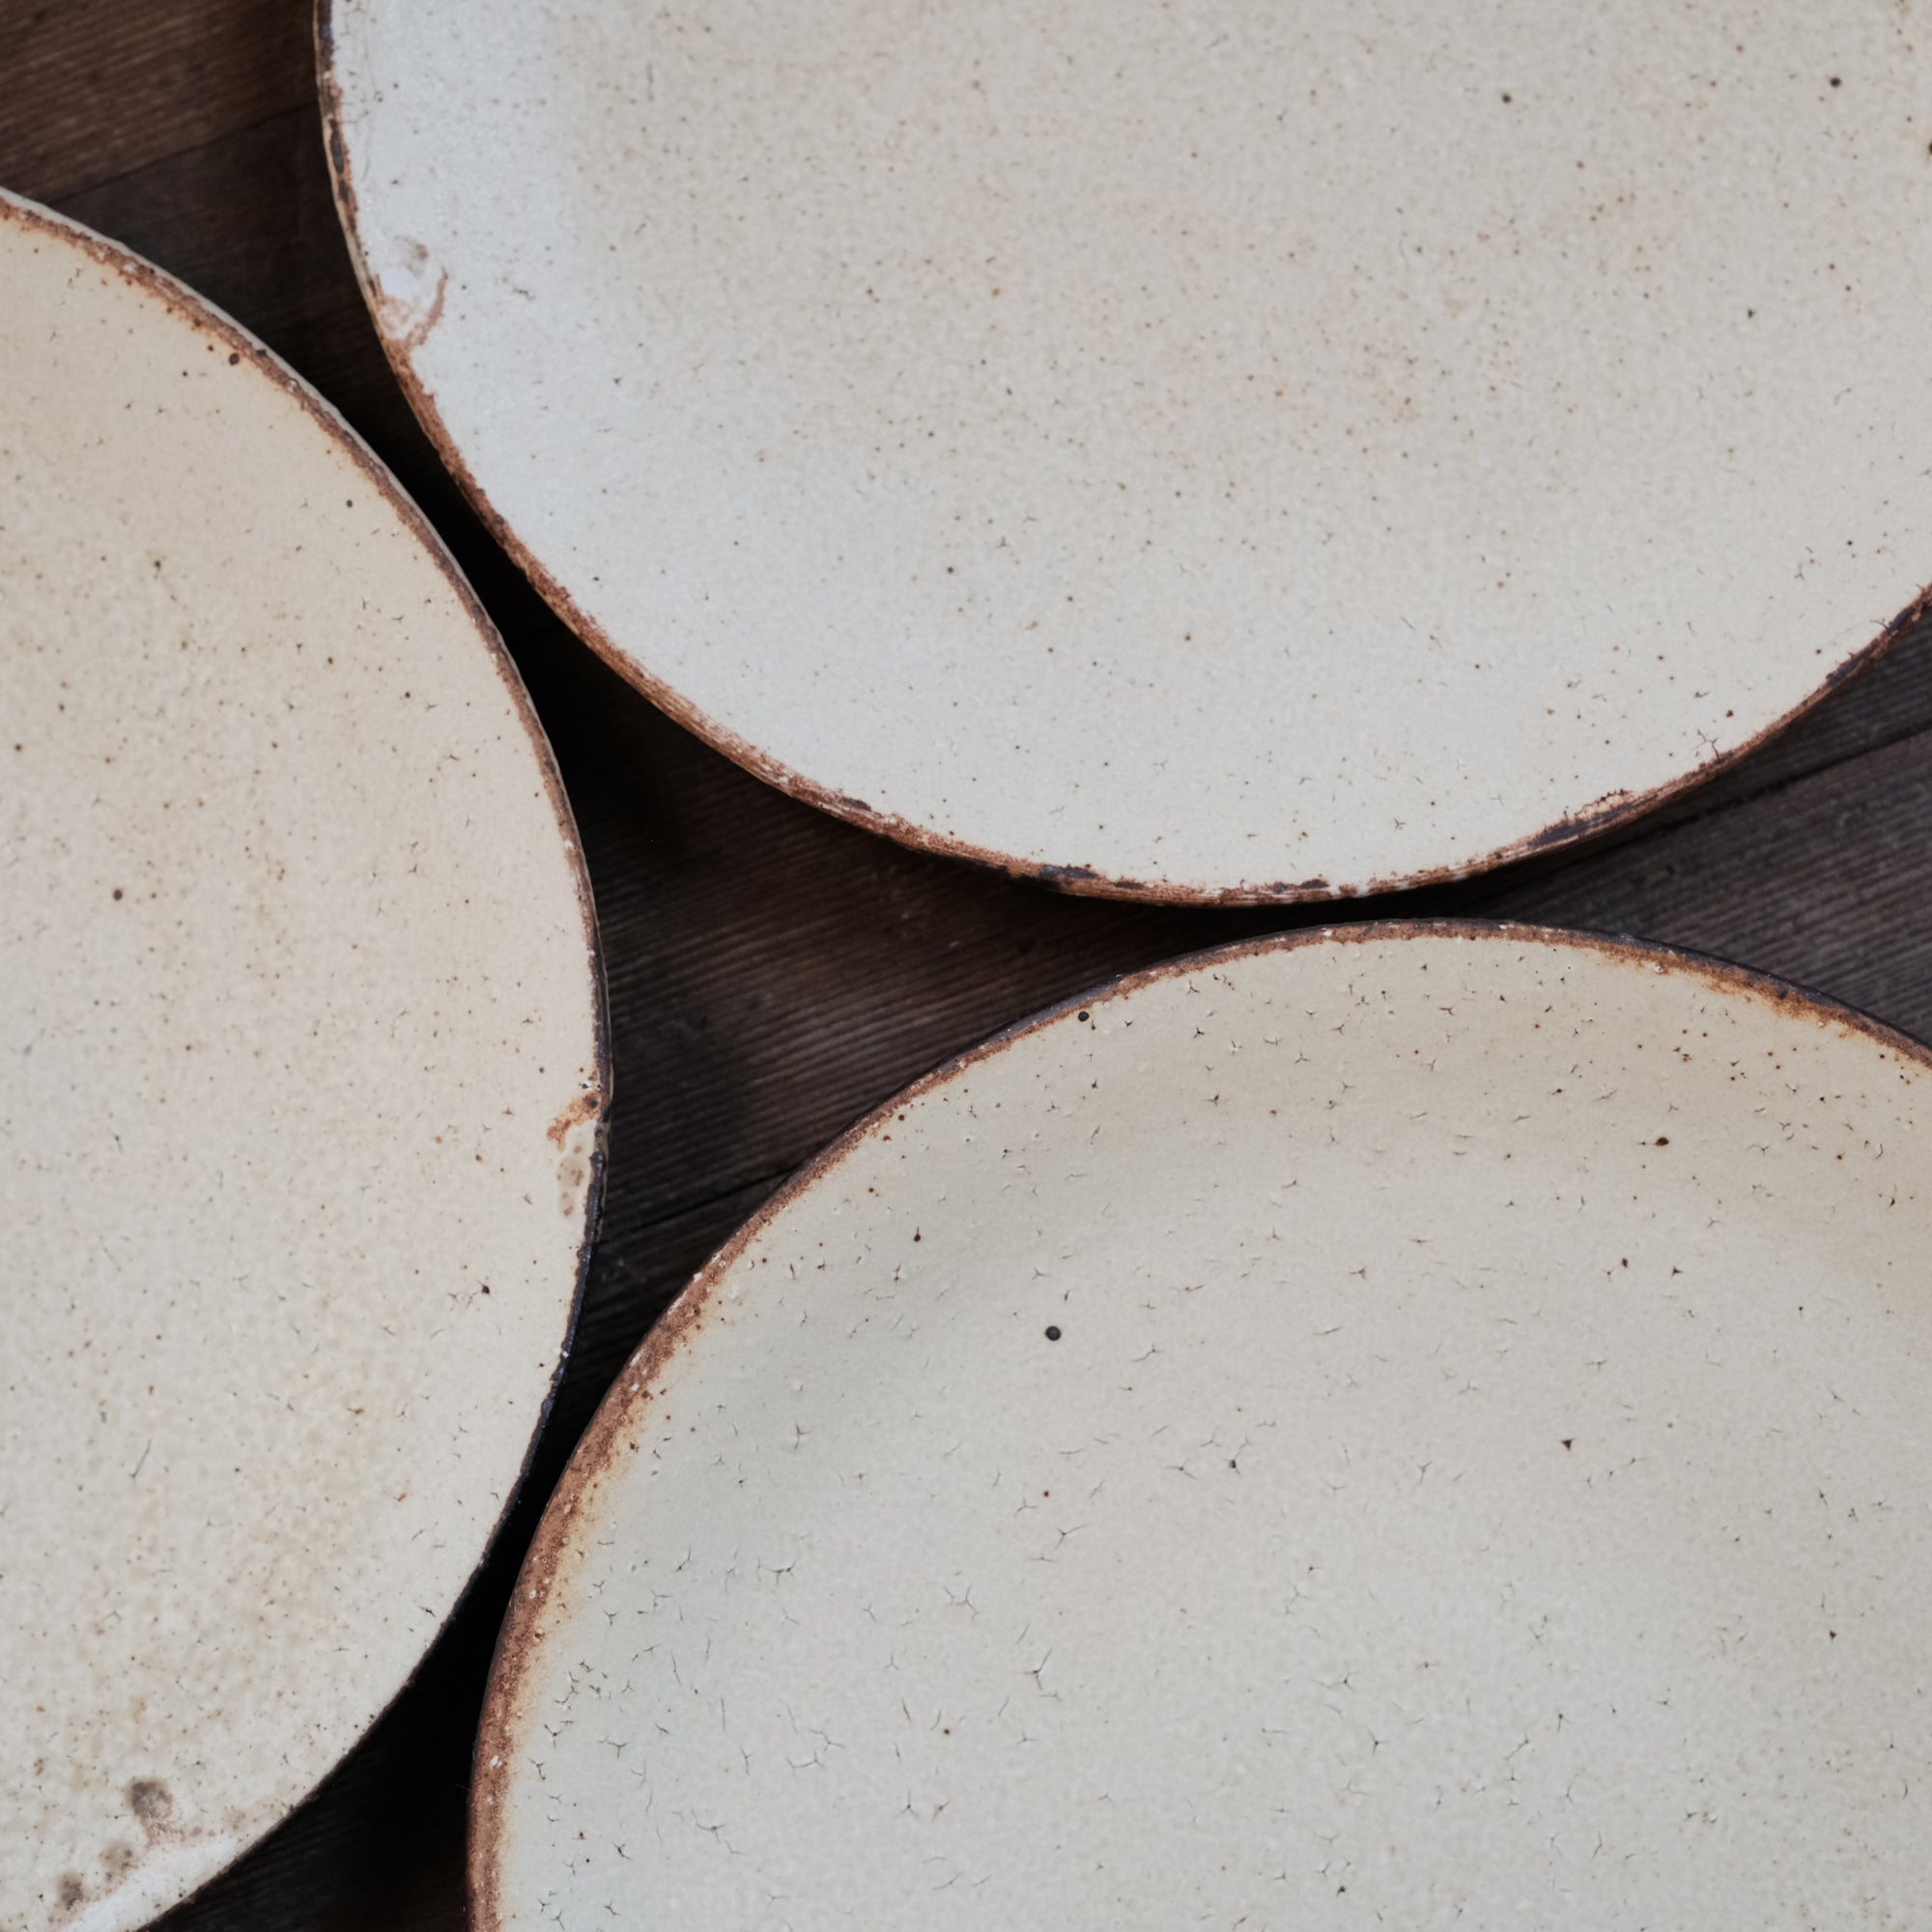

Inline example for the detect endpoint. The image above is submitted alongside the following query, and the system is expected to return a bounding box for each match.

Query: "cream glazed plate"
[477,923,1932,1928]
[321,0,1932,902]
[0,195,606,1932]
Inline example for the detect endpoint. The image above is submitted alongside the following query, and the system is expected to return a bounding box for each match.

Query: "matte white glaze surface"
[478,926,1932,1928]
[325,0,1930,898]
[0,195,604,1932]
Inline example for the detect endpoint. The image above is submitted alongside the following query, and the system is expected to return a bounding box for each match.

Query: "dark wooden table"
[8,4,1932,1923]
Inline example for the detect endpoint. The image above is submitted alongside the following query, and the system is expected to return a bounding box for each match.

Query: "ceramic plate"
[0,193,606,1932]
[320,0,1930,903]
[477,923,1932,1927]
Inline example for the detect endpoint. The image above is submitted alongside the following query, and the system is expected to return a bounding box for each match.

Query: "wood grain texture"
[0,0,312,202]
[4,3,1929,1926]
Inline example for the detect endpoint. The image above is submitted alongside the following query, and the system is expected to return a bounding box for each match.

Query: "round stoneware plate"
[476,923,1932,1927]
[319,0,1931,903]
[0,193,606,1932]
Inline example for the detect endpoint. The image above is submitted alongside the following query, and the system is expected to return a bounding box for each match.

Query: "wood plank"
[0,0,313,204]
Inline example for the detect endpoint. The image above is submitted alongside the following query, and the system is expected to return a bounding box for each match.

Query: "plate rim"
[0,185,612,1929]
[466,913,1932,1925]
[314,1,1926,907]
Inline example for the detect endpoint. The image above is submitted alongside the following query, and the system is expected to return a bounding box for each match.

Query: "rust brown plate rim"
[311,4,1929,910]
[464,913,1932,1923]
[0,187,612,1928]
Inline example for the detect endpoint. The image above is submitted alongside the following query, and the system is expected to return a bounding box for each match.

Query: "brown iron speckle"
[546,1092,600,1150]
[125,1781,170,1827]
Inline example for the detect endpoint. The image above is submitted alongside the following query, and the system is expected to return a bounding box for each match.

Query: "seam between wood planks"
[44,100,319,213]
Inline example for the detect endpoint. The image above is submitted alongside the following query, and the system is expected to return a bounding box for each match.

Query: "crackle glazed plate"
[319,0,1932,903]
[476,923,1932,1927]
[0,192,607,1932]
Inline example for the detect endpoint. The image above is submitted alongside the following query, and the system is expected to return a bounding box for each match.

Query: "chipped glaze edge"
[465,915,1932,1924]
[0,187,613,1925]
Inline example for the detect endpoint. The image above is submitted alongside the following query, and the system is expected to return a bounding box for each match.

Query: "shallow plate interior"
[477,923,1932,1928]
[0,194,605,1932]
[323,0,1930,900]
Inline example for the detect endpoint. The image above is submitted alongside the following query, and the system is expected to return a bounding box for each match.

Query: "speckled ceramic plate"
[477,923,1932,1927]
[320,1,1931,903]
[0,193,607,1932]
